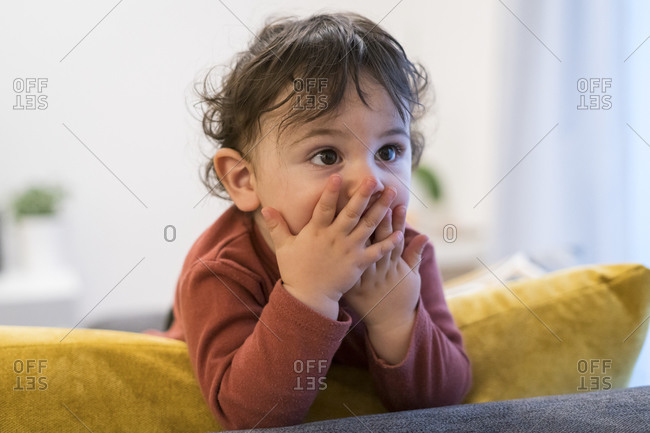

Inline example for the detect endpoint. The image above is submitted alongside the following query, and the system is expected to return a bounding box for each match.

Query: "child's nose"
[336,175,389,218]
[343,174,385,205]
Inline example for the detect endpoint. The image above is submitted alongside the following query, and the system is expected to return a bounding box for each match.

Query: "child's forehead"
[279,80,404,122]
[252,74,409,150]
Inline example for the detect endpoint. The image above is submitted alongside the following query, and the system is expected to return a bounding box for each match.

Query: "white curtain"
[494,0,650,385]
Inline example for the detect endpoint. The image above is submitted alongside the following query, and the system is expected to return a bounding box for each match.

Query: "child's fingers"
[348,186,396,243]
[391,205,407,261]
[373,209,393,270]
[334,177,379,233]
[261,207,291,249]
[373,207,393,243]
[311,174,342,227]
[402,233,428,272]
[361,230,402,266]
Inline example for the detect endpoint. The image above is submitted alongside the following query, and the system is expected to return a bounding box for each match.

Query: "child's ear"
[213,148,260,212]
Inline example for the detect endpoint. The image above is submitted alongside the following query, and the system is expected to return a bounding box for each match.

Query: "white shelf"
[0,267,82,327]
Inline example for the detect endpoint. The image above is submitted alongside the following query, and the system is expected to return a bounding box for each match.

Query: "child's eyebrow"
[291,126,409,147]
[291,128,346,146]
[380,127,410,138]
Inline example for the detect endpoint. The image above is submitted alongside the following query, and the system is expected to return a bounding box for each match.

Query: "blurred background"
[1,0,648,384]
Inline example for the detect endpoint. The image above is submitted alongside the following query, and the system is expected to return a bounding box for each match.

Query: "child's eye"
[376,144,401,162]
[311,149,339,166]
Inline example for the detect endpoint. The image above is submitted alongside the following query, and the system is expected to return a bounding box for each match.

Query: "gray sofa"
[228,385,650,432]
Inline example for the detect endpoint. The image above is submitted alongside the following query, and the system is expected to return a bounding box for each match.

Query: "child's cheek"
[286,189,322,233]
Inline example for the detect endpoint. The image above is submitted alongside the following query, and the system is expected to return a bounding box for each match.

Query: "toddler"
[161,11,471,429]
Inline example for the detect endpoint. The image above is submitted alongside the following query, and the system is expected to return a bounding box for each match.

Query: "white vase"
[16,215,65,271]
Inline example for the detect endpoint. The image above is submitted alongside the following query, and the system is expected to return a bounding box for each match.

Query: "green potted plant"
[12,186,66,221]
[407,163,451,234]
[11,185,67,271]
[413,165,443,203]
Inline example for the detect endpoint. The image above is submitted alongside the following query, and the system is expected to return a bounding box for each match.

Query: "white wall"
[0,0,499,323]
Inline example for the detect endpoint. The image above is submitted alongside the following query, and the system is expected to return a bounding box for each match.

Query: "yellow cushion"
[447,263,650,402]
[1,263,648,431]
[1,327,222,432]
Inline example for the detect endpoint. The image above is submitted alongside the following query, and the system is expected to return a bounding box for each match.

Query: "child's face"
[250,78,413,247]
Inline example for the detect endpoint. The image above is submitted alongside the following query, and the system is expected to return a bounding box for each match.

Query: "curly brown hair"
[198,12,430,200]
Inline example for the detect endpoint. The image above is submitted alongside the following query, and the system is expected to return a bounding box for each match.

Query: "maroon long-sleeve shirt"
[159,205,471,429]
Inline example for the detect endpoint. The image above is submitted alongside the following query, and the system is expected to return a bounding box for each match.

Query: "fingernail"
[331,175,341,186]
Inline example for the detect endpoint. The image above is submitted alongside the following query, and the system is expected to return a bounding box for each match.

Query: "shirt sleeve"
[177,259,351,430]
[363,240,473,410]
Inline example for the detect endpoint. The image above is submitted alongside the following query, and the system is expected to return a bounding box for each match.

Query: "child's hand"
[261,175,403,320]
[343,204,428,360]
